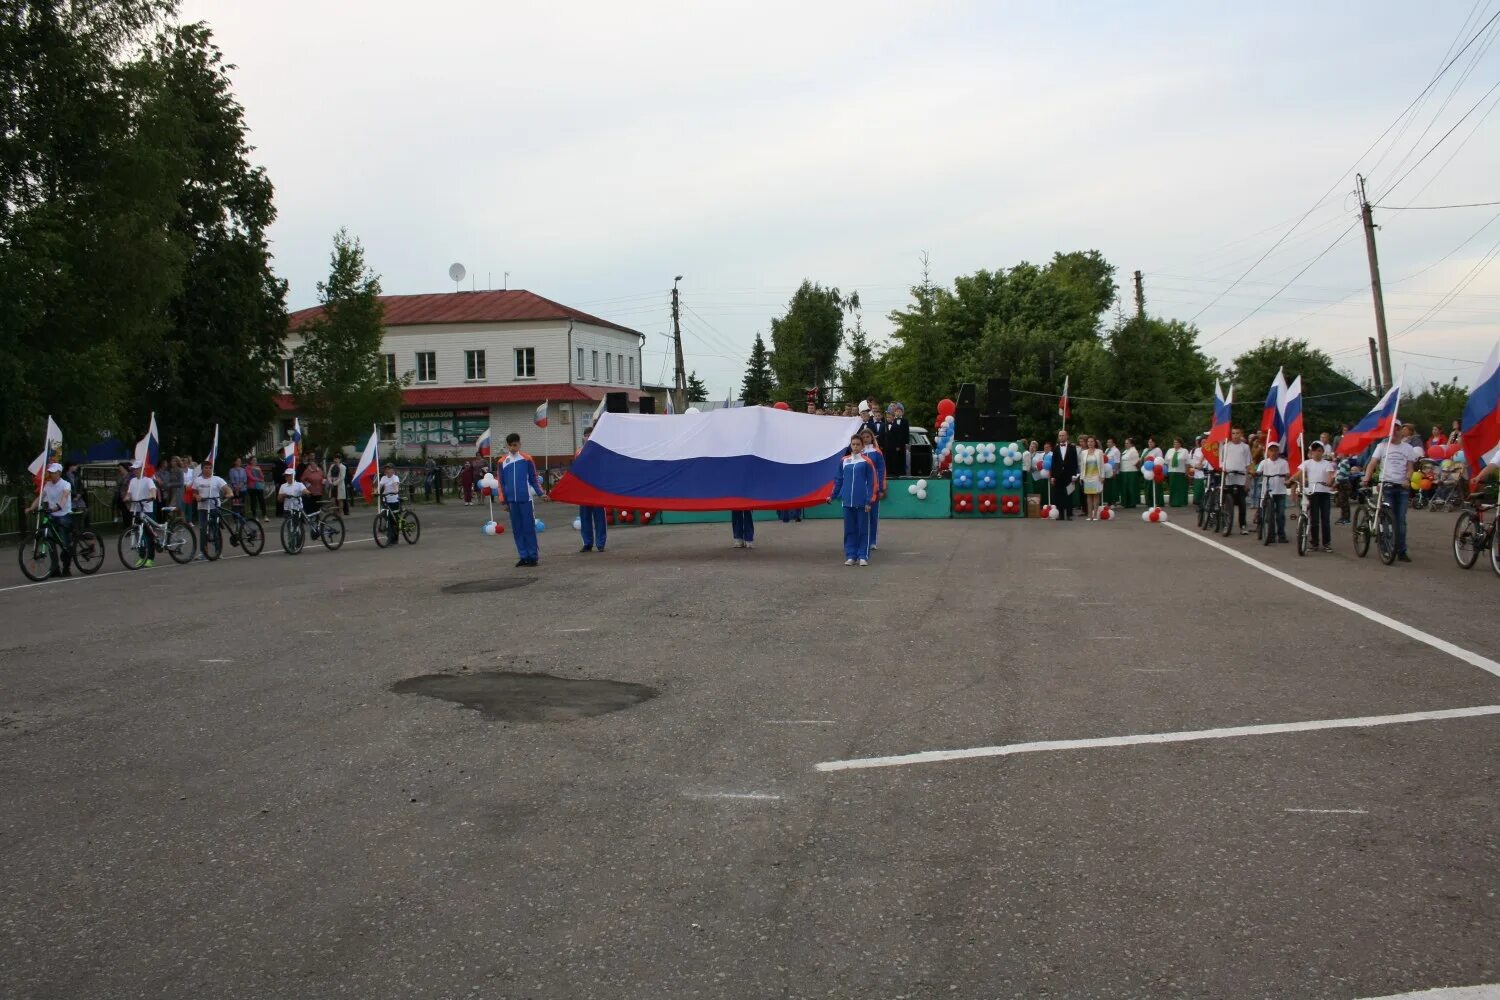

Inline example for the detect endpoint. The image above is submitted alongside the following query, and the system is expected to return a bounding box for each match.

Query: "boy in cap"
[27,463,74,575]
[125,461,159,567]
[1256,441,1290,545]
[1294,440,1336,552]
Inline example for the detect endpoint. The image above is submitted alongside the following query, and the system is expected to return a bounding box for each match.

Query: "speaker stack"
[605,392,630,414]
[637,396,656,415]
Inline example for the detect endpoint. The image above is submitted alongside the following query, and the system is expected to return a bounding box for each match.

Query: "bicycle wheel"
[319,512,346,551]
[400,509,421,544]
[1196,503,1205,529]
[166,522,196,563]
[119,526,145,569]
[73,530,105,574]
[1490,521,1500,577]
[281,517,304,554]
[17,533,52,581]
[1377,509,1397,565]
[202,520,222,561]
[1297,510,1308,556]
[1453,511,1482,569]
[1256,501,1267,542]
[373,510,393,548]
[1352,507,1371,558]
[241,518,265,556]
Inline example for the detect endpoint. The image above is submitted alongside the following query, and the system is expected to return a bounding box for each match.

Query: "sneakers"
[596,548,605,553]
[1397,553,1412,563]
[733,540,745,549]
[844,559,854,566]
[1322,545,1332,553]
[134,557,147,569]
[515,559,527,567]
[743,541,754,549]
[144,559,153,567]
[857,559,869,566]
[580,545,593,553]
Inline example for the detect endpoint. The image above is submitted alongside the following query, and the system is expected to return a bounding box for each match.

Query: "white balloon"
[1036,469,1050,480]
[917,479,928,489]
[916,489,927,500]
[1047,506,1060,519]
[1158,510,1169,523]
[572,517,583,530]
[907,483,918,495]
[685,406,701,414]
[1141,510,1151,521]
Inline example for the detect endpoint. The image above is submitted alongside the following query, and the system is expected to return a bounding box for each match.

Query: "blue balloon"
[1002,470,1022,489]
[534,519,546,532]
[1043,453,1053,470]
[978,471,997,489]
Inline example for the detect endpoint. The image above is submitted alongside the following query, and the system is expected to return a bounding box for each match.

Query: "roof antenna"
[504,271,510,290]
[448,262,466,293]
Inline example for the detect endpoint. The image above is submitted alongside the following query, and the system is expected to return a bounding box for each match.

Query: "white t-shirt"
[1220,441,1252,475]
[378,473,402,502]
[194,474,228,509]
[1301,458,1335,494]
[278,480,307,511]
[182,468,196,491]
[41,479,72,518]
[1120,448,1140,473]
[127,476,157,510]
[1189,448,1206,478]
[1373,441,1421,485]
[1257,457,1290,495]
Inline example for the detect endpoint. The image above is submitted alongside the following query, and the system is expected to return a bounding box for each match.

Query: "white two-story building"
[277,289,649,464]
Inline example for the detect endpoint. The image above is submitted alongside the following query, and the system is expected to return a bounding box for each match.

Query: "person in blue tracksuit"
[500,433,547,567]
[730,509,755,548]
[830,433,877,566]
[576,427,607,553]
[858,427,887,553]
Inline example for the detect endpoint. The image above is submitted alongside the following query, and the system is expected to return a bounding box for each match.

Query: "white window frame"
[514,347,536,379]
[382,354,397,383]
[577,347,585,381]
[416,351,437,383]
[606,354,614,383]
[465,349,487,382]
[591,350,598,381]
[627,356,635,385]
[280,358,295,389]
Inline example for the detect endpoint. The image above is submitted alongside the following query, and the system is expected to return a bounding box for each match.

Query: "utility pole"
[671,275,687,413]
[1132,270,1145,320]
[1357,174,1393,393]
[1368,337,1382,393]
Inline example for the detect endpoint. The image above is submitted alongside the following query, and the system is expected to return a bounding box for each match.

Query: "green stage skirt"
[1103,476,1120,505]
[1120,471,1141,508]
[1168,472,1189,507]
[1192,478,1206,505]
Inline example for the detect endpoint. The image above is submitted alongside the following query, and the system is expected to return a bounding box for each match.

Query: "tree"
[293,230,402,451]
[1402,379,1468,436]
[1227,338,1373,437]
[875,254,951,427]
[686,370,709,403]
[838,312,880,406]
[768,280,858,404]
[125,22,287,460]
[739,333,776,405]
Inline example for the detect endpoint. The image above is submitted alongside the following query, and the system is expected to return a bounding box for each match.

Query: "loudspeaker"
[956,382,978,409]
[986,378,1011,416]
[637,396,656,415]
[605,392,630,413]
[954,409,980,441]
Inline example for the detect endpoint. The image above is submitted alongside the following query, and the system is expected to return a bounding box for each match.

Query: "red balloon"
[773,401,790,410]
[936,398,957,419]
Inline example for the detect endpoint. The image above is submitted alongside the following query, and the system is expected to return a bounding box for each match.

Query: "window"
[382,354,396,382]
[415,351,437,382]
[465,349,487,381]
[280,358,295,389]
[606,354,614,382]
[379,421,397,441]
[627,357,635,385]
[591,351,598,380]
[514,347,536,378]
[577,347,585,381]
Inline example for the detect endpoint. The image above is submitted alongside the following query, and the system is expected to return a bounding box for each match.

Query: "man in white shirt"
[194,461,231,558]
[27,462,75,575]
[1295,441,1336,552]
[1219,428,1253,536]
[1365,424,1421,562]
[1256,441,1291,545]
[377,470,403,545]
[126,461,160,566]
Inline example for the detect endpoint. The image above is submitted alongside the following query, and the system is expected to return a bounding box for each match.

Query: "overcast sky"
[181,0,1500,397]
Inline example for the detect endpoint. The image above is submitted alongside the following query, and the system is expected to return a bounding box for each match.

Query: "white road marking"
[1091,635,1135,640]
[556,628,593,633]
[199,659,233,664]
[814,704,1500,773]
[1358,986,1500,999]
[1133,668,1179,673]
[685,791,782,801]
[1284,808,1367,814]
[1163,522,1500,680]
[765,719,837,725]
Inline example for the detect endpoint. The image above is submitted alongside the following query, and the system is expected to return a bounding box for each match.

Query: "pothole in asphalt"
[442,578,538,594]
[390,671,658,722]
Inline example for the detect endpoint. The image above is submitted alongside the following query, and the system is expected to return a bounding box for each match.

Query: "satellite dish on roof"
[448,262,466,291]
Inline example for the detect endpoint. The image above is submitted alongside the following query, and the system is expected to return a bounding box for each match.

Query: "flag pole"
[543,398,550,491]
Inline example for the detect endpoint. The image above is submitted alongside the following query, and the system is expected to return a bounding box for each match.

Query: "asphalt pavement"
[0,500,1496,999]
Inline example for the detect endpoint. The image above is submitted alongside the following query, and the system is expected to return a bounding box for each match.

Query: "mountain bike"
[1198,473,1223,532]
[118,506,196,568]
[1295,486,1310,556]
[1452,493,1498,574]
[281,503,345,555]
[373,503,421,547]
[18,511,104,581]
[1351,487,1380,558]
[201,504,265,560]
[1376,487,1399,565]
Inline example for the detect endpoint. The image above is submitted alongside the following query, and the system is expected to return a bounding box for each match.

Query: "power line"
[1372,199,1500,210]
[1377,76,1500,201]
[1390,233,1500,341]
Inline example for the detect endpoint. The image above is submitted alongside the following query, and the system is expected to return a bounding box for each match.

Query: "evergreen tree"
[740,334,776,405]
[838,312,879,406]
[293,230,403,451]
[686,370,709,403]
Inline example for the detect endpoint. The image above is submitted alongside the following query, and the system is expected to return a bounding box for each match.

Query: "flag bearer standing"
[830,433,877,567]
[501,433,547,567]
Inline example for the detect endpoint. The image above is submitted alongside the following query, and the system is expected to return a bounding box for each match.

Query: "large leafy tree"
[1226,338,1373,437]
[768,280,858,404]
[293,230,401,451]
[1401,379,1468,436]
[739,333,775,405]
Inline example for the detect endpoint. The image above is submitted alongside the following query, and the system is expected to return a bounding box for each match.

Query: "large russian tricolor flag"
[134,412,160,478]
[551,406,864,511]
[353,424,380,502]
[1281,376,1304,475]
[1261,368,1287,446]
[1336,383,1401,457]
[1460,341,1500,478]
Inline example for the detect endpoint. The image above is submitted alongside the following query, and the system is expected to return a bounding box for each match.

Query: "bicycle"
[18,510,105,581]
[1351,486,1380,558]
[1452,493,1498,575]
[1198,472,1225,533]
[1375,486,1399,565]
[1294,486,1311,556]
[281,502,345,555]
[118,505,197,569]
[201,504,265,560]
[373,503,421,547]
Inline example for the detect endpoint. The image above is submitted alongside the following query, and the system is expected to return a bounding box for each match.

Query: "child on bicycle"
[1294,440,1335,552]
[378,467,403,546]
[126,461,159,567]
[1256,441,1290,545]
[27,462,74,576]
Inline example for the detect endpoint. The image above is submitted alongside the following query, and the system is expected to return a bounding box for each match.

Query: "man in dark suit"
[1053,429,1079,519]
[869,407,890,452]
[886,402,910,478]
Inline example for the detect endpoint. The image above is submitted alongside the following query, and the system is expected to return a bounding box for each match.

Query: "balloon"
[1047,506,1060,519]
[978,471,997,489]
[1043,454,1054,470]
[917,479,928,490]
[936,398,957,419]
[1158,509,1169,523]
[1099,507,1113,521]
[572,517,583,530]
[954,470,974,488]
[494,522,505,534]
[685,406,701,414]
[773,401,790,410]
[534,519,546,532]
[1001,470,1021,490]
[916,489,928,500]
[1001,495,1020,515]
[1036,469,1050,480]
[482,522,496,535]
[908,483,919,495]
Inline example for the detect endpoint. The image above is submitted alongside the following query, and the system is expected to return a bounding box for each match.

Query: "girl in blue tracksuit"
[858,428,886,553]
[830,434,877,566]
[500,433,547,566]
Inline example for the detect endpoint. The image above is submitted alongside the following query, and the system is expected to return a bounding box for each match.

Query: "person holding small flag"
[500,432,548,567]
[27,463,73,576]
[1364,422,1421,564]
[830,432,877,566]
